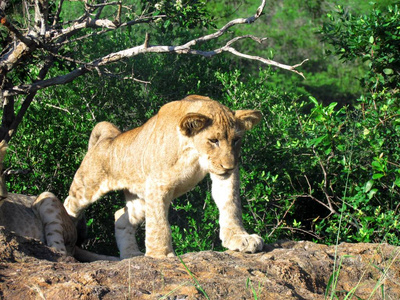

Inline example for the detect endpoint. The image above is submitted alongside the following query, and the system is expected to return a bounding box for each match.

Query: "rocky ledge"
[0,227,399,299]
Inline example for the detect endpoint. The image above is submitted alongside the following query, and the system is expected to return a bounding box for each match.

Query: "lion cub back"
[0,194,44,240]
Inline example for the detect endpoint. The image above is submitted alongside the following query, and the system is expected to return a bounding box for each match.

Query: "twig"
[44,103,72,114]
[281,226,322,240]
[268,196,297,238]
[0,18,37,47]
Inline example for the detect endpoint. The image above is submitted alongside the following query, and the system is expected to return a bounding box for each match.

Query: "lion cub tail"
[73,246,120,262]
[88,121,121,150]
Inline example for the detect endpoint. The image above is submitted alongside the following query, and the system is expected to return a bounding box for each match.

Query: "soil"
[0,227,399,299]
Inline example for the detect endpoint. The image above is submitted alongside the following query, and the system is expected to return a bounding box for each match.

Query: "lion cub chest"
[170,160,208,199]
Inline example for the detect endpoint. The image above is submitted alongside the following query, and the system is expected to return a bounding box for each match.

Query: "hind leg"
[65,122,121,224]
[115,191,145,259]
[33,192,77,256]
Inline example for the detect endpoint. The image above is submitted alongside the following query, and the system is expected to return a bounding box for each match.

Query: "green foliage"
[317,3,400,244]
[213,61,399,245]
[321,3,400,97]
[246,277,263,300]
[3,0,400,257]
[149,0,212,30]
[207,0,368,104]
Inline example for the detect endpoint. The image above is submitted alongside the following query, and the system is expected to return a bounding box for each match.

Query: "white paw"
[224,234,264,253]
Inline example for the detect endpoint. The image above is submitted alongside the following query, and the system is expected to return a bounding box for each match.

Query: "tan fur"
[0,142,118,262]
[0,192,119,262]
[64,95,264,258]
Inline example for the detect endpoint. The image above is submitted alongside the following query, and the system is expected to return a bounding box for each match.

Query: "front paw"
[224,233,264,253]
[145,249,176,259]
[145,252,176,259]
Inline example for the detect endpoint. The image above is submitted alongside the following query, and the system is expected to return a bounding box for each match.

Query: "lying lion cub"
[0,192,120,262]
[0,141,117,262]
[64,95,264,258]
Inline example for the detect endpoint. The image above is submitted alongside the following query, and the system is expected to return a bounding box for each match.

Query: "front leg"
[33,192,77,256]
[211,168,264,253]
[144,180,175,258]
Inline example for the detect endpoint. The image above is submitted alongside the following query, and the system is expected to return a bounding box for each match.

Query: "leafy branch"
[0,0,307,143]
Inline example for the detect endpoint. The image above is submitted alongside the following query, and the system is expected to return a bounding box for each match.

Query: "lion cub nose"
[220,164,235,172]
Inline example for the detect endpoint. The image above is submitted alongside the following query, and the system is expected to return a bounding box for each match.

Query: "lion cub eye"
[209,139,219,146]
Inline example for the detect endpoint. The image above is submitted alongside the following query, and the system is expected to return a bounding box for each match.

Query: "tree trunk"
[0,140,8,198]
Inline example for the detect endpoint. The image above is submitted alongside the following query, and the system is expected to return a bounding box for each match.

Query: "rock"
[0,228,399,299]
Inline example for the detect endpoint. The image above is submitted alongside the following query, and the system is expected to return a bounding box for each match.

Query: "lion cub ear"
[235,110,262,131]
[179,113,212,137]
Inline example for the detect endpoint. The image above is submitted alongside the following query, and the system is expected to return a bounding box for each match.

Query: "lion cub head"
[178,95,262,176]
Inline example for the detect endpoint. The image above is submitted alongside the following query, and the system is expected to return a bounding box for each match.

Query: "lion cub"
[0,192,77,256]
[0,141,118,262]
[64,95,264,258]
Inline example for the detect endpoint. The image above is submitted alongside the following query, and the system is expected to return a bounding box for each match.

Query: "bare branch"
[34,0,49,36]
[3,24,308,97]
[179,0,267,49]
[1,0,307,100]
[267,195,298,238]
[44,103,72,114]
[226,48,309,79]
[0,29,39,73]
[225,35,268,47]
[50,13,163,44]
[0,18,37,47]
[52,0,64,26]
[2,55,55,142]
[3,34,307,96]
[85,1,122,9]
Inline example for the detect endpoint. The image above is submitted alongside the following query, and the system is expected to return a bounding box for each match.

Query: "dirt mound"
[0,227,399,299]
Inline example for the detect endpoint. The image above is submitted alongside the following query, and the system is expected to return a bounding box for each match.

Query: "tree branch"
[3,33,307,96]
[3,54,55,142]
[1,0,307,105]
[3,9,308,97]
[0,18,39,73]
[34,0,49,36]
[52,0,64,26]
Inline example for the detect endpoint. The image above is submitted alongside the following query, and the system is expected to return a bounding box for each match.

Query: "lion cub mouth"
[211,166,235,177]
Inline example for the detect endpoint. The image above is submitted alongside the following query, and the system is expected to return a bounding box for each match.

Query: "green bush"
[213,63,399,246]
[4,2,400,256]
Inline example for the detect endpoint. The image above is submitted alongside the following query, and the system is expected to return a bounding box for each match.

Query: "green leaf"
[394,177,400,188]
[325,147,332,155]
[309,134,327,147]
[372,173,384,179]
[369,36,374,43]
[364,180,374,193]
[309,96,318,106]
[368,189,378,200]
[371,160,384,172]
[163,19,171,28]
[383,68,394,75]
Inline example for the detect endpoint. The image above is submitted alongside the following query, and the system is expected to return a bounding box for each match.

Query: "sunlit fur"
[64,95,264,258]
[0,192,119,261]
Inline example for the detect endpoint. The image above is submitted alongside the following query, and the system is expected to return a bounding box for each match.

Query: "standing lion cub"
[64,95,264,258]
